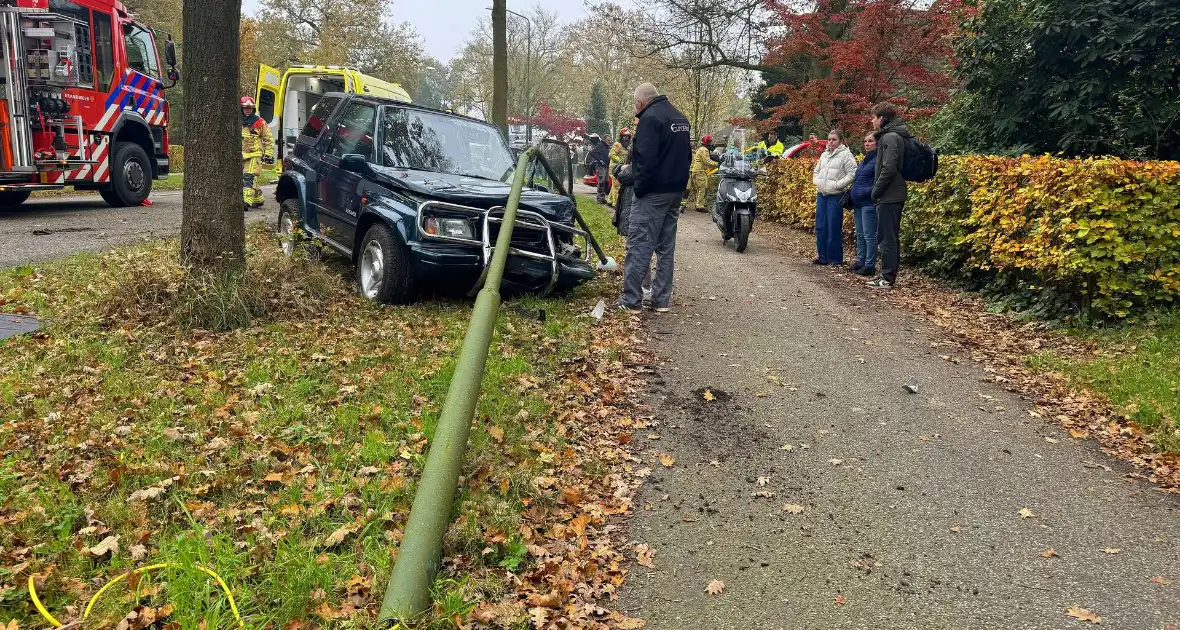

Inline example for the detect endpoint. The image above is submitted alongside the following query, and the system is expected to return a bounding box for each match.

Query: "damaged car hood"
[370,166,575,223]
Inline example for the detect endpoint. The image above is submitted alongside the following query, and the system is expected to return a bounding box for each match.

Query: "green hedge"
[170,144,184,172]
[760,155,1180,319]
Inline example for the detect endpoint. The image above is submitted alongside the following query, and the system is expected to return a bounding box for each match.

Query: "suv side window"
[329,102,377,162]
[299,96,341,143]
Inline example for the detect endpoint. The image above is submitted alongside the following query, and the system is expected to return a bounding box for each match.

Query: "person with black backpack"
[867,102,937,289]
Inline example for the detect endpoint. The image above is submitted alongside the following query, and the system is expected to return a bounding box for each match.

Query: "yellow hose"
[29,563,244,629]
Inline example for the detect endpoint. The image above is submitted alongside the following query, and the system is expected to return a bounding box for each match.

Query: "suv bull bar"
[416,200,592,296]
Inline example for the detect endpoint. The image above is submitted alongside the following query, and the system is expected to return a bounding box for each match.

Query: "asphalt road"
[0,188,278,268]
[620,211,1180,629]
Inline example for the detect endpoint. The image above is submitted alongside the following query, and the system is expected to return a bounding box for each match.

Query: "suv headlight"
[424,217,474,239]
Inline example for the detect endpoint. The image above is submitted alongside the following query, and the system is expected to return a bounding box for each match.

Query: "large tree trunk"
[180,0,244,272]
[491,0,508,136]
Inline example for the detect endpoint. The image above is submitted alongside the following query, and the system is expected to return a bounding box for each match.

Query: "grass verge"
[0,197,644,628]
[1028,312,1180,454]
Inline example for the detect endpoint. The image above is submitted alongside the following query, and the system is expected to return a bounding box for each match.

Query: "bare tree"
[598,0,774,72]
[179,0,244,271]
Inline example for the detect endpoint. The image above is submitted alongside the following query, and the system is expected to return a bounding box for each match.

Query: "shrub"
[760,155,1180,319]
[101,225,345,331]
[170,144,185,172]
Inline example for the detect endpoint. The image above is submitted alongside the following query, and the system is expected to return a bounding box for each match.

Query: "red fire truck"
[0,0,178,208]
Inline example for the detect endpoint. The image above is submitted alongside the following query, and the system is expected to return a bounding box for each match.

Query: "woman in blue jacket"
[849,132,879,276]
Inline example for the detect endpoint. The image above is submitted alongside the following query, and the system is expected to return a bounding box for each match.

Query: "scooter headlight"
[735,187,753,202]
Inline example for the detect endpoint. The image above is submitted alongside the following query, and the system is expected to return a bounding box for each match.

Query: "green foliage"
[585,82,610,138]
[761,155,1180,319]
[1036,312,1180,452]
[169,144,184,172]
[952,0,1180,159]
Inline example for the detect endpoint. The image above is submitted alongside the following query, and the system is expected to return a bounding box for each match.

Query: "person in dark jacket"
[585,134,611,203]
[620,83,691,313]
[849,131,878,276]
[869,102,909,289]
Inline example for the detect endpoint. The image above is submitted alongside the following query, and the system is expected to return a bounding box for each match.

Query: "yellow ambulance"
[255,64,412,164]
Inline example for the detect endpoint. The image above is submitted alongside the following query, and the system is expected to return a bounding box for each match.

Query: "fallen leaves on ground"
[702,389,716,402]
[764,226,1180,491]
[658,453,676,467]
[705,580,725,595]
[1101,547,1122,554]
[1065,606,1102,624]
[1040,548,1059,559]
[782,504,806,514]
[834,594,846,606]
[635,544,655,568]
[1019,508,1036,519]
[85,535,119,557]
[1149,576,1174,585]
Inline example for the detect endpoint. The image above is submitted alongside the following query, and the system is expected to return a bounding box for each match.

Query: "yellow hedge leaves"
[760,155,1180,318]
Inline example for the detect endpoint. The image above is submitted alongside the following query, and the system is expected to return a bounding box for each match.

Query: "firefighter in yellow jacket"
[606,128,631,207]
[241,96,275,210]
[687,134,715,212]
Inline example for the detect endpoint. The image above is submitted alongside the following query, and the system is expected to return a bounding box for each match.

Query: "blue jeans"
[854,204,879,269]
[814,193,844,264]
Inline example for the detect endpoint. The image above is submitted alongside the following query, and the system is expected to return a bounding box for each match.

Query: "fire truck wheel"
[0,190,31,207]
[104,142,153,207]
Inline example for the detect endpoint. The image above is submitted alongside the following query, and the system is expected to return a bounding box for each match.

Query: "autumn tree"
[179,0,244,271]
[527,104,586,141]
[761,0,966,135]
[254,0,424,94]
[450,6,569,127]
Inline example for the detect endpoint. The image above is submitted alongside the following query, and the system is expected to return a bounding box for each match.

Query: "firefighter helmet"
[240,96,256,109]
[701,134,713,144]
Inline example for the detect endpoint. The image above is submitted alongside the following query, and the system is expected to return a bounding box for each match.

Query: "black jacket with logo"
[632,96,691,198]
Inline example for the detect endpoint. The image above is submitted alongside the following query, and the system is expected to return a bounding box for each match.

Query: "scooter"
[711,147,762,253]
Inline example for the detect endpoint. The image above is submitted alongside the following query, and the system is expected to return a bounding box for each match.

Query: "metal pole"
[378,148,534,625]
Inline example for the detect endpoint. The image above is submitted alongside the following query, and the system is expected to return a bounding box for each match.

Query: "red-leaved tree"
[762,0,968,135]
[528,104,587,141]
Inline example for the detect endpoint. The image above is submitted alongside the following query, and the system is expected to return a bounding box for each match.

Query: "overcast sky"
[241,0,594,62]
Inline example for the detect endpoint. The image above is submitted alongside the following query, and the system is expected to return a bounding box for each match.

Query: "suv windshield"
[380,106,515,182]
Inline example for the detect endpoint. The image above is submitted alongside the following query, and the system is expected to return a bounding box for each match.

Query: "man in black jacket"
[585,134,611,203]
[869,101,909,290]
[620,83,691,312]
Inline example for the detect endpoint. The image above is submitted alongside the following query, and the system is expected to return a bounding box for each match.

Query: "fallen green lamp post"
[379,146,556,624]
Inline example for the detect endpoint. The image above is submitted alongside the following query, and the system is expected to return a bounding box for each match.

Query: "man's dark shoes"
[856,266,876,276]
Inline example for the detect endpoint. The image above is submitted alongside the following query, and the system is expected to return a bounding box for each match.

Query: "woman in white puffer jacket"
[811,129,858,265]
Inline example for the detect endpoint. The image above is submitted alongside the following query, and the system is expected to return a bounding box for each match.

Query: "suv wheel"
[356,223,415,304]
[277,199,300,257]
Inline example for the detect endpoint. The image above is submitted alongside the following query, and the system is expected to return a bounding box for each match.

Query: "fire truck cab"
[0,0,178,208]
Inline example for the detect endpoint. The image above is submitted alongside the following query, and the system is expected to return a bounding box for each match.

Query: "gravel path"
[0,188,277,267]
[620,210,1180,629]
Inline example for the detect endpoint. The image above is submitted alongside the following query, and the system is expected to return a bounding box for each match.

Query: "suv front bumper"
[413,201,594,296]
